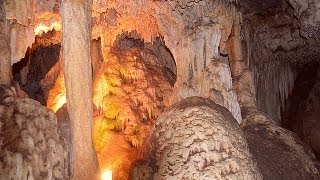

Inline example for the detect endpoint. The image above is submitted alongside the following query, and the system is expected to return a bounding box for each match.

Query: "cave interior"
[0,0,320,179]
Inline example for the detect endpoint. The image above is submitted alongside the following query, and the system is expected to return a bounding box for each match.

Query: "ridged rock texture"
[241,111,320,180]
[240,0,320,162]
[3,0,243,123]
[150,97,261,179]
[0,85,69,179]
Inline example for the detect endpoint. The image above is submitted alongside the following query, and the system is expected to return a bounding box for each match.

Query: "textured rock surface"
[90,0,243,122]
[242,111,320,180]
[150,97,261,179]
[0,86,69,179]
[3,0,243,122]
[241,0,320,123]
[91,36,175,179]
[12,30,61,105]
[61,0,99,179]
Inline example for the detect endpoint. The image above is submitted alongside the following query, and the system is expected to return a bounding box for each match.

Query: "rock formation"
[241,111,320,179]
[1,0,320,179]
[61,0,99,179]
[0,85,69,179]
[150,97,261,179]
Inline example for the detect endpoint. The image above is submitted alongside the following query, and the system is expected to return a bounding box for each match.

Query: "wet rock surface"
[0,86,69,179]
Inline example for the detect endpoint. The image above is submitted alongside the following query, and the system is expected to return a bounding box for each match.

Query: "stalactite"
[253,62,296,123]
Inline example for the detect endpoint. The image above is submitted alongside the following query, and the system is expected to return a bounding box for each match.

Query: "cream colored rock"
[150,97,261,179]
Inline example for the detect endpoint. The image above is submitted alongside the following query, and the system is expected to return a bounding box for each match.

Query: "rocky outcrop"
[150,97,261,179]
[4,0,60,65]
[0,85,69,179]
[90,0,243,122]
[3,0,243,123]
[0,0,11,85]
[242,111,320,179]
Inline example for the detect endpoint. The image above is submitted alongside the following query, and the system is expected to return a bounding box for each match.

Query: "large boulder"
[0,85,69,179]
[242,111,320,180]
[150,97,261,179]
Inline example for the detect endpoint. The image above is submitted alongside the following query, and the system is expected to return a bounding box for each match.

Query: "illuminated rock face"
[2,0,320,179]
[0,86,69,179]
[3,0,243,122]
[150,97,261,179]
[91,36,176,180]
[3,0,60,65]
[61,0,100,179]
[0,1,11,85]
[12,30,62,105]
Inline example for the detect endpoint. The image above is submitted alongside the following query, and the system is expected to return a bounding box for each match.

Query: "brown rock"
[242,111,320,180]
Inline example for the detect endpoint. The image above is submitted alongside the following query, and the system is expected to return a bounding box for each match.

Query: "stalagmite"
[61,0,99,179]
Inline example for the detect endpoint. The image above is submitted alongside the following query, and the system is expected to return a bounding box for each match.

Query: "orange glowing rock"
[93,73,109,113]
[101,170,112,180]
[34,21,62,35]
[47,72,66,112]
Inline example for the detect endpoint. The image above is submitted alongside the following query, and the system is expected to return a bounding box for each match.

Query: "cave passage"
[281,61,320,159]
[13,29,177,179]
[12,30,61,105]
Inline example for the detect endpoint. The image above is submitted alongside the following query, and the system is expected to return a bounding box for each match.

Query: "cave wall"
[4,0,60,65]
[90,0,243,122]
[240,0,320,159]
[3,0,243,122]
[241,0,320,124]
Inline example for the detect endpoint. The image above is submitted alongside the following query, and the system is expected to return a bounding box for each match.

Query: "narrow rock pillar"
[61,0,99,179]
[0,34,11,85]
[228,11,257,116]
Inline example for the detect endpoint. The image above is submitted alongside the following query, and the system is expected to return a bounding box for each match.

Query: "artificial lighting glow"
[34,21,62,35]
[93,74,109,114]
[101,170,112,180]
[47,72,66,112]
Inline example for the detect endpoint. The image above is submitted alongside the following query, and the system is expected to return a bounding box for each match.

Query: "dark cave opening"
[281,61,320,159]
[12,30,61,105]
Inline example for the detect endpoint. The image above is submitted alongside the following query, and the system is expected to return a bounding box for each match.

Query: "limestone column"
[61,0,99,179]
